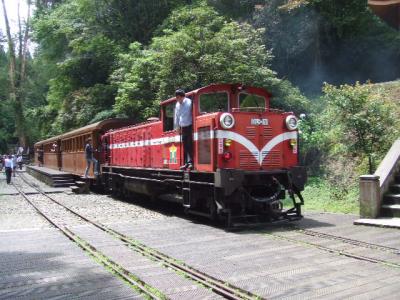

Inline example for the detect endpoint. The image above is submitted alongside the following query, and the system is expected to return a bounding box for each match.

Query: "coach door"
[161,101,181,170]
[195,117,215,172]
[194,91,229,172]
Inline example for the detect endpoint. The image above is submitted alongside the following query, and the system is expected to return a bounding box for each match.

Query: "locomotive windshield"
[163,102,175,131]
[239,93,266,108]
[199,92,229,113]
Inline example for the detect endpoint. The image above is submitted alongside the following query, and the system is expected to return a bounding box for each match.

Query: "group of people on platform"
[0,153,24,184]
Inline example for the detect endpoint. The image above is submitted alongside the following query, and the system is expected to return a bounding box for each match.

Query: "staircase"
[381,174,400,217]
[50,174,76,188]
[70,179,90,194]
[356,139,400,228]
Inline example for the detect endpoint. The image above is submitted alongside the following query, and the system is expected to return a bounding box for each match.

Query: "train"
[34,83,307,226]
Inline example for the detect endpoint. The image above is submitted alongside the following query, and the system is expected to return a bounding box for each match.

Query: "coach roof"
[60,118,134,140]
[34,118,135,146]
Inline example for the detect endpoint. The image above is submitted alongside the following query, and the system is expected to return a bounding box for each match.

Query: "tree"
[112,2,309,120]
[31,0,189,133]
[1,0,31,147]
[207,0,260,19]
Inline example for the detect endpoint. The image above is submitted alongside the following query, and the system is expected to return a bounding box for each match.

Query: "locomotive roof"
[160,83,272,106]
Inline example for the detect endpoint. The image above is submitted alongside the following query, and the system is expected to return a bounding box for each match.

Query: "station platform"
[26,165,77,188]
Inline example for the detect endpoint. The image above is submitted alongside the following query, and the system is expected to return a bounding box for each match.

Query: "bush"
[322,82,399,174]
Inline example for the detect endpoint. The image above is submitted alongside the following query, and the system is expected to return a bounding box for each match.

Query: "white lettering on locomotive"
[251,118,268,126]
[218,138,223,154]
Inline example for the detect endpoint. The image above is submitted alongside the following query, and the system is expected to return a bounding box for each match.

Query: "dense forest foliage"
[1,0,399,207]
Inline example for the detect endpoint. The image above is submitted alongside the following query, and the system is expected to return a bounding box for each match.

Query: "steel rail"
[17,173,263,300]
[265,230,400,269]
[289,227,400,255]
[11,180,164,300]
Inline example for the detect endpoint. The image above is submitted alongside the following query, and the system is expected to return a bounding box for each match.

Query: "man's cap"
[175,89,185,97]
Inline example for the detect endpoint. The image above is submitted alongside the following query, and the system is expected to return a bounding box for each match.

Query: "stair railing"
[359,139,400,218]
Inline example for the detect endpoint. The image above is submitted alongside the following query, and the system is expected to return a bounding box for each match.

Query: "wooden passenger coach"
[35,119,135,177]
[34,136,62,170]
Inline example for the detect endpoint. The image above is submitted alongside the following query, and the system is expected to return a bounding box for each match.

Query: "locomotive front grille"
[263,127,273,141]
[245,127,257,142]
[262,150,282,167]
[239,151,258,168]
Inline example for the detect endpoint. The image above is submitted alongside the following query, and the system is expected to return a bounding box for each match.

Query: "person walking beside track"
[4,155,13,184]
[84,138,98,178]
[12,155,17,177]
[17,155,23,170]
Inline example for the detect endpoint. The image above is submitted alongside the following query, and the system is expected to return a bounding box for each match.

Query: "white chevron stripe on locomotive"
[215,130,297,165]
[109,130,297,166]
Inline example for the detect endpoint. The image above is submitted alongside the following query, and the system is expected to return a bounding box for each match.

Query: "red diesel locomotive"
[100,84,307,225]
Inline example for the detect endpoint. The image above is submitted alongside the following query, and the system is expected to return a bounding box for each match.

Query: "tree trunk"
[1,0,31,148]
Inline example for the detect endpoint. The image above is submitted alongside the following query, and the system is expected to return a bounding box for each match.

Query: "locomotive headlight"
[220,113,235,129]
[285,115,298,130]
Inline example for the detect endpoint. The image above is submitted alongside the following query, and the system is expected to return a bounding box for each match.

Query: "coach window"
[239,93,266,109]
[163,102,175,132]
[199,92,228,114]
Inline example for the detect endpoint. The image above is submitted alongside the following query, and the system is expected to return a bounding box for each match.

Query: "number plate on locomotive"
[251,118,268,125]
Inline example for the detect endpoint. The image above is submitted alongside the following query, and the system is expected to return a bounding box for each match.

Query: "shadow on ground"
[0,251,139,299]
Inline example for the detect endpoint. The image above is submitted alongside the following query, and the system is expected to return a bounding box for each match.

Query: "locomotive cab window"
[163,102,175,132]
[199,92,229,114]
[239,93,266,108]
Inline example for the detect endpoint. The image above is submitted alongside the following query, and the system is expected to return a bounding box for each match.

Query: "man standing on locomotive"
[174,89,193,170]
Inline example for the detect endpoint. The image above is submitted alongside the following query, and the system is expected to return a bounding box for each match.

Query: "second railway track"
[14,173,263,300]
[289,226,400,255]
[263,225,400,269]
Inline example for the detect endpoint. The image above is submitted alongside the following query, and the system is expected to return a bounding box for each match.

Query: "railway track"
[264,225,400,268]
[14,173,263,300]
[290,226,400,255]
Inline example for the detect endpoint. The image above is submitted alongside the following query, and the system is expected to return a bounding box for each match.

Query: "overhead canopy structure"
[369,0,400,29]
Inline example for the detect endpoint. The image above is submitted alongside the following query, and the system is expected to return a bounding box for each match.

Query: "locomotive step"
[383,193,400,205]
[69,185,80,193]
[396,175,400,184]
[381,204,400,218]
